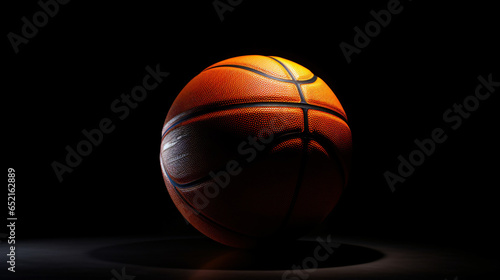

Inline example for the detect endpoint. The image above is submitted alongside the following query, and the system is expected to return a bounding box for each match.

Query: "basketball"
[160,55,352,248]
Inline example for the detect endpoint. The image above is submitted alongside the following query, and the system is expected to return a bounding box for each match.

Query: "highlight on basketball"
[160,55,352,248]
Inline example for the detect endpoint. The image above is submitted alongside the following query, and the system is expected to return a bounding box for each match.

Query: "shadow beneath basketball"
[89,237,384,270]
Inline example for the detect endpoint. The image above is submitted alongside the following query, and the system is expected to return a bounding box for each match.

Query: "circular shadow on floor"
[89,237,384,270]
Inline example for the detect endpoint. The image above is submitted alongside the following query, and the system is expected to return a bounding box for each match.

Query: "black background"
[4,0,499,259]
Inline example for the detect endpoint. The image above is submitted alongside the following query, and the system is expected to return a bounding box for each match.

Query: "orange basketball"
[160,55,352,248]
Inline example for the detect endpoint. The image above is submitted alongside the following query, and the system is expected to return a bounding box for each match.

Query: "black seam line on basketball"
[169,131,305,189]
[162,102,347,138]
[278,138,310,232]
[170,178,265,239]
[268,56,311,229]
[302,108,309,132]
[307,133,347,188]
[273,135,347,237]
[204,64,318,85]
[267,56,307,103]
